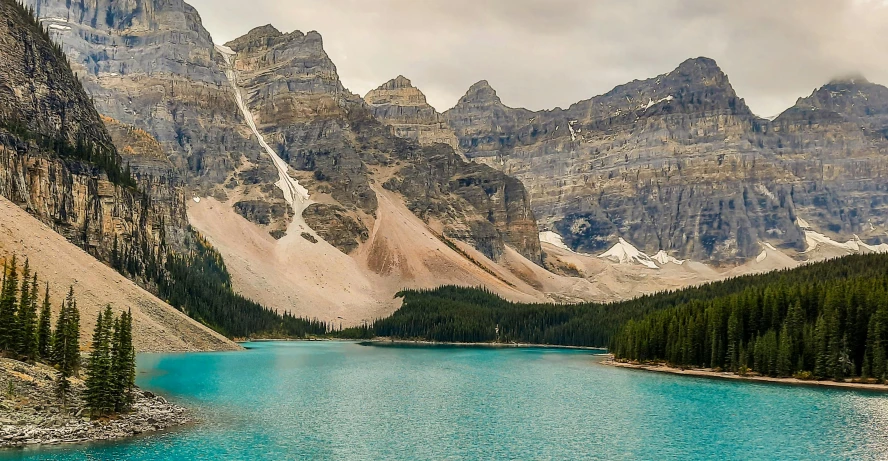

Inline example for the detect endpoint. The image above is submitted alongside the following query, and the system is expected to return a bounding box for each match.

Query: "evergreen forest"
[342,254,888,383]
[0,256,135,415]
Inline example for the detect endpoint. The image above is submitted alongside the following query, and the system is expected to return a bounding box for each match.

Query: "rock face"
[364,76,459,150]
[0,0,238,352]
[225,26,542,263]
[101,116,176,178]
[0,0,186,268]
[443,58,888,264]
[22,0,260,192]
[443,80,535,160]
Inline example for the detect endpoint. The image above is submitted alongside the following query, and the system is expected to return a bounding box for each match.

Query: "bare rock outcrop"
[364,76,459,150]
[225,26,543,263]
[444,58,888,264]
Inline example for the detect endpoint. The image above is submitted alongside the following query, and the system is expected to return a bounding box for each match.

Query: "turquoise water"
[3,341,888,460]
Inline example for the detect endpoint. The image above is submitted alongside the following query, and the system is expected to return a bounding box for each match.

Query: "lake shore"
[244,337,609,351]
[602,356,888,392]
[0,358,191,449]
[357,338,609,351]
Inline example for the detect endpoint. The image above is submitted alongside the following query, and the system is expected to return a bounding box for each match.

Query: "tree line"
[611,254,888,382]
[1,256,135,416]
[155,230,329,339]
[339,254,888,384]
[336,285,632,347]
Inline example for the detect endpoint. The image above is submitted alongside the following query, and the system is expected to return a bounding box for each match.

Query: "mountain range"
[5,0,888,330]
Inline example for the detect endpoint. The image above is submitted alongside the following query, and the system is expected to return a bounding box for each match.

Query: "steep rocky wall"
[22,0,259,191]
[364,76,459,150]
[443,58,888,264]
[226,25,543,263]
[1,0,186,276]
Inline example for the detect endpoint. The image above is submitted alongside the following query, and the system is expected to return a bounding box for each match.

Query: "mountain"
[17,1,563,324]
[22,0,258,189]
[442,80,535,159]
[217,25,543,263]
[364,76,459,151]
[26,0,887,325]
[431,58,888,264]
[0,0,237,351]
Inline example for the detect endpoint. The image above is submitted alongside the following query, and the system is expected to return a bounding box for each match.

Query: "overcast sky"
[188,0,888,117]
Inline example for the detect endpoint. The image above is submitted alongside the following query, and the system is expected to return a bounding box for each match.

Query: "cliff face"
[439,58,888,264]
[0,0,186,269]
[22,0,258,191]
[225,26,542,263]
[364,76,459,151]
[0,0,237,351]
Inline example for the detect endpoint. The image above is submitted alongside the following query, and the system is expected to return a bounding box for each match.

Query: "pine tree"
[814,315,829,379]
[121,310,135,410]
[36,284,52,360]
[726,307,741,372]
[54,287,80,409]
[12,260,31,355]
[17,273,39,360]
[85,306,113,417]
[777,322,793,377]
[0,255,19,351]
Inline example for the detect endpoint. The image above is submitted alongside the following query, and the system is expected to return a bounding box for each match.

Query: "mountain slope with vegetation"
[346,254,888,384]
[612,254,888,382]
[0,0,322,343]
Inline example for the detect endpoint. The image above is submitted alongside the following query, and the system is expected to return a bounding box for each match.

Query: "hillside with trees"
[1,256,134,414]
[344,255,888,385]
[611,255,888,382]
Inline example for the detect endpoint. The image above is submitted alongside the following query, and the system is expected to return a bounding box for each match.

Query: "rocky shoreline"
[602,357,888,392]
[0,358,192,449]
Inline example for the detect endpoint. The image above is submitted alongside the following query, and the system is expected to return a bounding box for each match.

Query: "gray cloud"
[188,0,888,117]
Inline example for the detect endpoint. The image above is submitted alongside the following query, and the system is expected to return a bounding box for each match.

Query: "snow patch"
[567,120,578,141]
[216,45,311,215]
[192,197,201,204]
[802,231,888,254]
[643,95,673,110]
[651,250,685,266]
[539,231,570,251]
[796,217,811,229]
[756,251,768,263]
[755,184,777,201]
[804,231,859,253]
[47,24,71,31]
[599,238,659,269]
[762,242,777,251]
[856,237,888,254]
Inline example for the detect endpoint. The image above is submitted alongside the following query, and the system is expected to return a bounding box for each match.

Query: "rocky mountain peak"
[381,75,415,90]
[460,80,502,105]
[674,56,723,75]
[363,76,460,150]
[827,74,870,86]
[365,76,430,107]
[246,24,283,39]
[667,57,741,96]
[779,75,888,126]
[226,25,325,54]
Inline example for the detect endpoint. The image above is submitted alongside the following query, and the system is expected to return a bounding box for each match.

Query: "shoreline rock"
[0,358,192,449]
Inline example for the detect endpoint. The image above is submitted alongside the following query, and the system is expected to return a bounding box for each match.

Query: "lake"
[2,341,888,460]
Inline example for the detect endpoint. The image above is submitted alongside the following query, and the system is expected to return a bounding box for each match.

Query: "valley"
[12,0,888,330]
[1,0,888,457]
